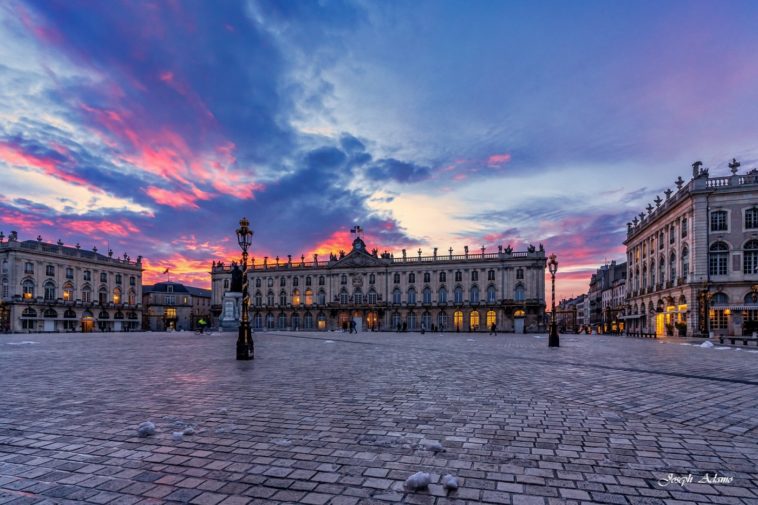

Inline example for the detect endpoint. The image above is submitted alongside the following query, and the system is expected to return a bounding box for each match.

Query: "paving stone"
[0,331,756,505]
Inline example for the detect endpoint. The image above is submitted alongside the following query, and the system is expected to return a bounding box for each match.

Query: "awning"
[712,304,758,311]
[619,314,641,320]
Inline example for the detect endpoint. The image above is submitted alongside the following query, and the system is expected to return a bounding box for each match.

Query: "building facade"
[143,282,211,331]
[624,160,758,337]
[601,262,627,333]
[0,232,143,333]
[556,294,585,332]
[211,236,547,333]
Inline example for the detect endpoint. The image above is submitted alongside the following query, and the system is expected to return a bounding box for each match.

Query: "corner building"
[211,236,547,333]
[0,233,143,333]
[624,160,758,337]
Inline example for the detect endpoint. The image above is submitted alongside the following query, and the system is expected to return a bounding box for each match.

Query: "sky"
[1,0,758,301]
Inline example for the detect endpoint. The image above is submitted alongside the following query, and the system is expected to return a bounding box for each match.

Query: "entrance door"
[81,317,94,333]
[655,313,665,337]
[354,317,362,332]
[114,321,122,332]
[514,318,525,334]
[43,320,54,332]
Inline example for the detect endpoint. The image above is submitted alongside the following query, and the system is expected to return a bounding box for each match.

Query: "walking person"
[490,322,497,335]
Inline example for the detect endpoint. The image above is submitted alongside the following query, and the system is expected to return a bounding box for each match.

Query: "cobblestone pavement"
[1,331,756,505]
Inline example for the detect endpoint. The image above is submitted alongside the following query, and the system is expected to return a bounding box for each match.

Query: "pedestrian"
[350,319,356,334]
[490,322,496,335]
[402,322,407,332]
[421,322,426,334]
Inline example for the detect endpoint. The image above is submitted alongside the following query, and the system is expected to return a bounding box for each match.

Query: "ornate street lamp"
[548,253,559,347]
[236,217,254,360]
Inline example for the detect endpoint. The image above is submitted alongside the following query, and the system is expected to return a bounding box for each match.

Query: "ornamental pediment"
[332,251,386,268]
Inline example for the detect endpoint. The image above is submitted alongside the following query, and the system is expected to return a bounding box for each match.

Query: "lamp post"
[236,217,254,360]
[548,253,559,347]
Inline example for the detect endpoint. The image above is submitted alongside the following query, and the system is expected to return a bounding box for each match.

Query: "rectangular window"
[709,309,728,329]
[710,211,727,231]
[46,265,54,276]
[166,295,175,305]
[84,271,91,281]
[66,268,74,279]
[25,263,34,274]
[746,208,758,230]
[681,217,688,238]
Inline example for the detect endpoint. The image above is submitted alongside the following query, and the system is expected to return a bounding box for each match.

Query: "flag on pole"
[163,268,169,274]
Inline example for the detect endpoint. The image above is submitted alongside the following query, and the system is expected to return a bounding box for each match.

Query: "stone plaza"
[0,331,756,505]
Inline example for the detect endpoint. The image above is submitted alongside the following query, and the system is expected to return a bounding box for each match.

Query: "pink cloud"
[66,219,141,237]
[487,152,512,166]
[145,186,210,209]
[0,142,90,187]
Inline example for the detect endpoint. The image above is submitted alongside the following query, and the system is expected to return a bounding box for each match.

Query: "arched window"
[280,277,286,287]
[438,287,447,303]
[113,287,121,304]
[470,286,479,303]
[291,313,300,329]
[267,291,275,306]
[669,252,676,282]
[292,289,301,305]
[114,311,124,319]
[487,285,496,302]
[422,287,432,304]
[669,225,675,244]
[128,289,136,305]
[681,246,689,280]
[515,284,525,301]
[516,268,524,280]
[407,312,417,330]
[63,282,74,301]
[368,288,377,304]
[487,270,495,281]
[658,230,664,248]
[454,286,463,304]
[98,286,107,304]
[455,271,462,282]
[744,240,758,274]
[486,310,497,328]
[340,288,349,304]
[279,290,287,306]
[255,278,261,287]
[98,310,109,319]
[437,311,449,329]
[408,273,415,284]
[681,216,688,237]
[658,257,665,285]
[64,309,76,319]
[709,242,729,276]
[22,279,34,299]
[354,288,363,304]
[471,271,478,282]
[43,308,57,318]
[469,311,480,330]
[81,285,91,303]
[369,273,375,285]
[319,275,325,286]
[407,287,416,304]
[392,288,402,304]
[266,313,275,329]
[253,313,263,330]
[393,273,400,284]
[305,276,312,286]
[22,307,37,318]
[293,277,299,287]
[423,272,430,283]
[422,311,432,330]
[391,311,401,329]
[278,313,287,329]
[650,259,655,287]
[255,291,262,306]
[305,288,313,306]
[303,311,314,329]
[439,272,446,283]
[44,281,56,301]
[317,290,326,305]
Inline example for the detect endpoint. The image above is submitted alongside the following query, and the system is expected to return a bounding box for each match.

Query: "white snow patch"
[699,341,715,348]
[714,347,731,350]
[418,439,444,453]
[747,350,758,353]
[466,338,475,342]
[404,471,431,490]
[172,432,184,441]
[324,340,335,343]
[6,341,39,345]
[734,348,742,351]
[442,474,459,490]
[533,335,544,339]
[137,421,156,437]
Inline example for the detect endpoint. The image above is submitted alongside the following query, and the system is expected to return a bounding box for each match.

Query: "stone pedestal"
[220,292,241,331]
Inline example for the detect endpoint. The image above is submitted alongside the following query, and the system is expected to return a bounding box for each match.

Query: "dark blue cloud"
[365,158,432,183]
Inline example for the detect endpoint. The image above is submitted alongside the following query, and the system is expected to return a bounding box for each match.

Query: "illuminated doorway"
[469,311,480,331]
[453,311,463,331]
[366,311,378,330]
[513,309,525,334]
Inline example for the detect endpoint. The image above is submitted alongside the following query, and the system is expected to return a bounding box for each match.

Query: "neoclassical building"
[143,281,211,331]
[211,235,547,333]
[0,232,143,333]
[624,159,758,337]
